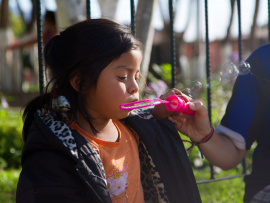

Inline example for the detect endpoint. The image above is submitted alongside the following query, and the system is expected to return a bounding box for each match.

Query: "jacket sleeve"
[16,149,99,203]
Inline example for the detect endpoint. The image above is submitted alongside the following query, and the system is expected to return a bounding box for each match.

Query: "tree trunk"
[0,0,9,28]
[135,0,158,79]
[0,0,19,92]
[55,0,86,31]
[249,0,260,52]
[15,0,36,34]
[222,0,236,44]
[99,0,119,19]
[0,28,17,92]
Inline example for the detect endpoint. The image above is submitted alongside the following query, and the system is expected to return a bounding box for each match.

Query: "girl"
[16,18,202,203]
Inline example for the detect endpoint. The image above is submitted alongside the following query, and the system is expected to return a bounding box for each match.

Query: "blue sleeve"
[221,43,270,149]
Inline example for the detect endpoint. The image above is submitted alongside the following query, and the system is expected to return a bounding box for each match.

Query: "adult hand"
[151,88,212,141]
[168,93,212,142]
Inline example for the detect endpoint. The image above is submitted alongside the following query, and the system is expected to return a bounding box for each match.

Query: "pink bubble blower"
[119,95,195,115]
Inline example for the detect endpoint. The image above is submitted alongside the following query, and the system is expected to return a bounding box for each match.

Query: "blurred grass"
[195,169,245,203]
[0,169,20,203]
[192,143,255,203]
[0,109,23,169]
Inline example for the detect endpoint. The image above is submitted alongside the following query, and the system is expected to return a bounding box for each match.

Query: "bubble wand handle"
[165,95,195,115]
[120,95,195,115]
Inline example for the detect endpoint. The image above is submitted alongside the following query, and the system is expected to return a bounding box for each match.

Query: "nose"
[128,78,139,94]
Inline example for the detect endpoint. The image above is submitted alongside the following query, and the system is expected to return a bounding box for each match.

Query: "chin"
[119,111,131,119]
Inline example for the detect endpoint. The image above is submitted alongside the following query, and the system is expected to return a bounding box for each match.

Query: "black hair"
[22,18,143,141]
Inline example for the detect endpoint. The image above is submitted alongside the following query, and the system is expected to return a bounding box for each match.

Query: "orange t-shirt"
[71,120,144,203]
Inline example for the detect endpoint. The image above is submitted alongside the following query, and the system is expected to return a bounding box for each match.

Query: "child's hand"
[168,101,212,142]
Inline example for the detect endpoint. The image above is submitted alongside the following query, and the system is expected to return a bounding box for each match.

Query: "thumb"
[188,102,208,117]
[188,102,204,111]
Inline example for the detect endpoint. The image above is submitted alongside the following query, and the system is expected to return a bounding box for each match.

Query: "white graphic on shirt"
[106,164,128,199]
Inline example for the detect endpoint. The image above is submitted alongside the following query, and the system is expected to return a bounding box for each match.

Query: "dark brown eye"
[118,77,127,81]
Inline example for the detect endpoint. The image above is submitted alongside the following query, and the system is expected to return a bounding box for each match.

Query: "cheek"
[96,82,126,104]
[106,88,126,107]
[106,79,126,94]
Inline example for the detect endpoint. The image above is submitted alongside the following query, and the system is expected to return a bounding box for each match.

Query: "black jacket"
[16,110,201,203]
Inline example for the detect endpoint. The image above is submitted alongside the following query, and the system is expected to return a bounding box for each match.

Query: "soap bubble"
[182,88,192,97]
[181,81,202,98]
[190,81,202,90]
[238,61,251,75]
[220,62,239,78]
[207,74,221,88]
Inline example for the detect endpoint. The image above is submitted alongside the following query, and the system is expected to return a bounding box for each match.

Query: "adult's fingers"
[188,102,208,117]
[171,88,183,96]
[160,89,176,100]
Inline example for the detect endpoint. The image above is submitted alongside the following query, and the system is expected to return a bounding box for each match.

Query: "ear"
[70,74,81,92]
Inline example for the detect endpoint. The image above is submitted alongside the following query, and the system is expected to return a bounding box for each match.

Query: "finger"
[188,102,208,116]
[168,116,183,128]
[168,116,177,124]
[172,88,183,96]
[169,115,186,124]
[167,89,175,96]
[160,89,175,100]
[169,88,193,102]
[188,102,202,110]
[170,113,186,121]
[179,94,193,102]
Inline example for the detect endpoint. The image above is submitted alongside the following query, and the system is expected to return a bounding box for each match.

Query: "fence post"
[130,0,136,36]
[36,0,44,94]
[86,0,91,19]
[204,0,215,180]
[169,0,176,88]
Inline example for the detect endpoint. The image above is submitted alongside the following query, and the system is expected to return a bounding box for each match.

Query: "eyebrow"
[115,65,140,72]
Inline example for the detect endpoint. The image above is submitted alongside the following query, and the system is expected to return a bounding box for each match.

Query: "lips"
[120,99,139,110]
[131,99,139,103]
[126,99,138,107]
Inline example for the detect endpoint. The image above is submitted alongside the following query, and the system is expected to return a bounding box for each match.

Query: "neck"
[76,113,119,142]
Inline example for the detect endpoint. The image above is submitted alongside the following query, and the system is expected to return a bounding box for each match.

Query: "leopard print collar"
[37,109,78,158]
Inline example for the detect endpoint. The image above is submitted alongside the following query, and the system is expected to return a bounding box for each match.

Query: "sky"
[7,0,269,42]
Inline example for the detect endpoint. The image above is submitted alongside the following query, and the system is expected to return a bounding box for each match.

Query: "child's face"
[86,49,142,120]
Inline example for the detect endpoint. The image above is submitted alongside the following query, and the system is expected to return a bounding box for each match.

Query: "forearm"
[149,88,248,170]
[198,132,247,170]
